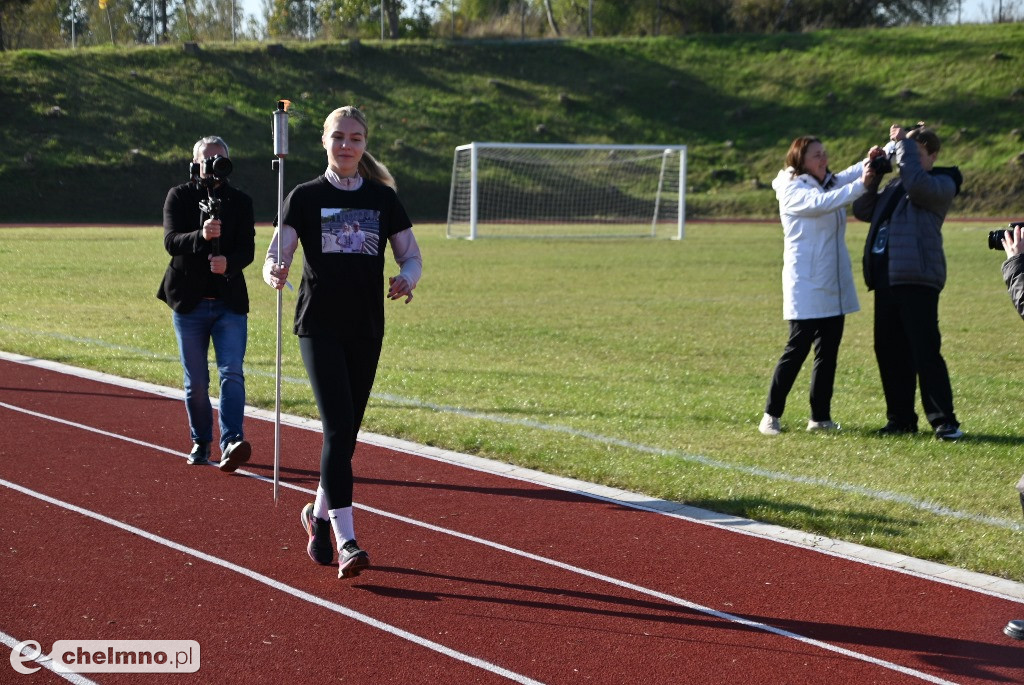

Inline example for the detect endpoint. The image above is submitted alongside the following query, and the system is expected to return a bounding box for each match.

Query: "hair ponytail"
[358,151,397,191]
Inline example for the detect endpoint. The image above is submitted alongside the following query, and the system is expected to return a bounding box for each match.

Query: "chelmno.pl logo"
[10,639,200,674]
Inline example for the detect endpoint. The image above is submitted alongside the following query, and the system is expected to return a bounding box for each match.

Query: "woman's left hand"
[388,275,414,303]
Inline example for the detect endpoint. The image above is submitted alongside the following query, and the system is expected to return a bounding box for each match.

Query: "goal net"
[446,143,687,240]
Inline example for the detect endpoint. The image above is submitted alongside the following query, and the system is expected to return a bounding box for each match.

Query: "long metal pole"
[272,100,290,504]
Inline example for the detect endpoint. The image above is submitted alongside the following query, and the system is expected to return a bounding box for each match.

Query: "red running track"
[1,355,1022,684]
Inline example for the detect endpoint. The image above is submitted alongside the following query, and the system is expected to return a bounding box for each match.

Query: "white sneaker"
[758,413,781,435]
[807,420,840,432]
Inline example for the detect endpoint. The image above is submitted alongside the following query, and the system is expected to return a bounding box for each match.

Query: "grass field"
[3,24,1024,223]
[1,221,1022,582]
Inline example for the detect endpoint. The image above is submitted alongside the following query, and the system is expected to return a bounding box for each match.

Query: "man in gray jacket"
[853,123,963,440]
[998,222,1024,640]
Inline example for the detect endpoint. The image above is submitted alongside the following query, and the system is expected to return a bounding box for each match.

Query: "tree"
[541,0,558,34]
[0,0,34,49]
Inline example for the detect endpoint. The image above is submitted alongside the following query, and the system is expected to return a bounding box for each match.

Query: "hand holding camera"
[191,155,233,257]
[202,216,222,242]
[989,222,1024,253]
[868,123,926,176]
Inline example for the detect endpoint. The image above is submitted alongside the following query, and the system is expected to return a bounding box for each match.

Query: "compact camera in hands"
[988,222,1024,250]
[869,124,925,175]
[869,154,893,175]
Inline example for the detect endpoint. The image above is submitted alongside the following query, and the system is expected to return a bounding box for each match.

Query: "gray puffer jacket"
[1002,253,1024,320]
[853,139,961,291]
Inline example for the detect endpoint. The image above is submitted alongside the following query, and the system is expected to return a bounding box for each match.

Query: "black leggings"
[299,335,382,509]
[765,315,845,421]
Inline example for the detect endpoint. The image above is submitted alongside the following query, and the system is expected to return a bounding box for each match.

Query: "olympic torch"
[272,99,290,504]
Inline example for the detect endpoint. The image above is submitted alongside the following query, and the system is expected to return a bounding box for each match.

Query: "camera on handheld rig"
[189,155,233,255]
[987,221,1024,250]
[189,155,233,217]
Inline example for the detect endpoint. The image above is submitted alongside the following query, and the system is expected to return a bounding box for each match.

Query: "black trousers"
[765,315,845,422]
[873,285,957,428]
[299,335,382,510]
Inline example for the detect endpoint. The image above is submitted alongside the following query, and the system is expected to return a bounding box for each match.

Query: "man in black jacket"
[853,123,963,441]
[158,136,255,471]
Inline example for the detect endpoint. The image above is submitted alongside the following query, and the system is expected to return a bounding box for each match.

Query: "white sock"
[312,486,329,520]
[328,506,355,547]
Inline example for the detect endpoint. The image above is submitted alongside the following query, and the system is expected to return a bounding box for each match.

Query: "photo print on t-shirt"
[320,208,381,255]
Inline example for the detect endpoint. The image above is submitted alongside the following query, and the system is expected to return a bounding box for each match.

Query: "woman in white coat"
[759,135,880,435]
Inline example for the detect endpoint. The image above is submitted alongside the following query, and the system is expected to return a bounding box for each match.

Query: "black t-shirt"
[282,176,412,340]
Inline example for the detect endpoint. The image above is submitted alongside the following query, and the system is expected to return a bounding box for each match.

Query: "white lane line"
[0,476,542,685]
[0,631,97,684]
[0,401,965,685]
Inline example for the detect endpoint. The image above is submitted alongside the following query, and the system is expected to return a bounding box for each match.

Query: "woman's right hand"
[860,162,876,186]
[263,260,289,290]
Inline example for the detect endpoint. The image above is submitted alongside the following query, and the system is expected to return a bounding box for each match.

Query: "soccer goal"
[446,142,687,240]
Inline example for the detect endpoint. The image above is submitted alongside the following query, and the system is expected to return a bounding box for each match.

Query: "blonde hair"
[322,106,396,191]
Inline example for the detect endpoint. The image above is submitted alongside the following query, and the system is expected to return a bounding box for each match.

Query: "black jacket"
[157,181,255,314]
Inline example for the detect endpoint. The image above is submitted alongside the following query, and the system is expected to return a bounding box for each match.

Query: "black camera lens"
[202,155,233,180]
[988,223,1024,250]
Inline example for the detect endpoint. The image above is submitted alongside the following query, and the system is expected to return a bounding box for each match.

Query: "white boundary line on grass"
[1,334,1021,535]
[2,350,1023,603]
[0,416,967,685]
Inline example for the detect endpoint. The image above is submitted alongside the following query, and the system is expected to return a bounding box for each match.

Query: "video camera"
[190,155,233,189]
[189,155,233,255]
[987,221,1024,250]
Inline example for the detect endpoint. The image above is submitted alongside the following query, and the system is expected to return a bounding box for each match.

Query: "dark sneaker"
[338,539,370,579]
[877,421,918,435]
[934,424,964,441]
[1005,620,1024,640]
[218,440,251,473]
[300,503,334,565]
[186,442,210,466]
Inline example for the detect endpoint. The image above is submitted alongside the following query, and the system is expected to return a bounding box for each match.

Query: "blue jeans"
[171,300,248,451]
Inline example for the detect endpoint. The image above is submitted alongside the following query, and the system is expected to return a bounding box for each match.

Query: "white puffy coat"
[772,162,867,320]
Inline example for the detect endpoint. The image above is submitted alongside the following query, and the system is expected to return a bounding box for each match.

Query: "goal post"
[446,142,687,240]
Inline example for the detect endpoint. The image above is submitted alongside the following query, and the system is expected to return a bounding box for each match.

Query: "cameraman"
[853,123,964,441]
[158,136,255,471]
[999,223,1024,642]
[1000,224,1024,319]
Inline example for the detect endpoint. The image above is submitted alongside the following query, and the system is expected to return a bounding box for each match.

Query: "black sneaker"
[338,539,370,579]
[877,421,918,435]
[300,503,334,565]
[186,442,211,466]
[218,440,251,473]
[934,424,964,441]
